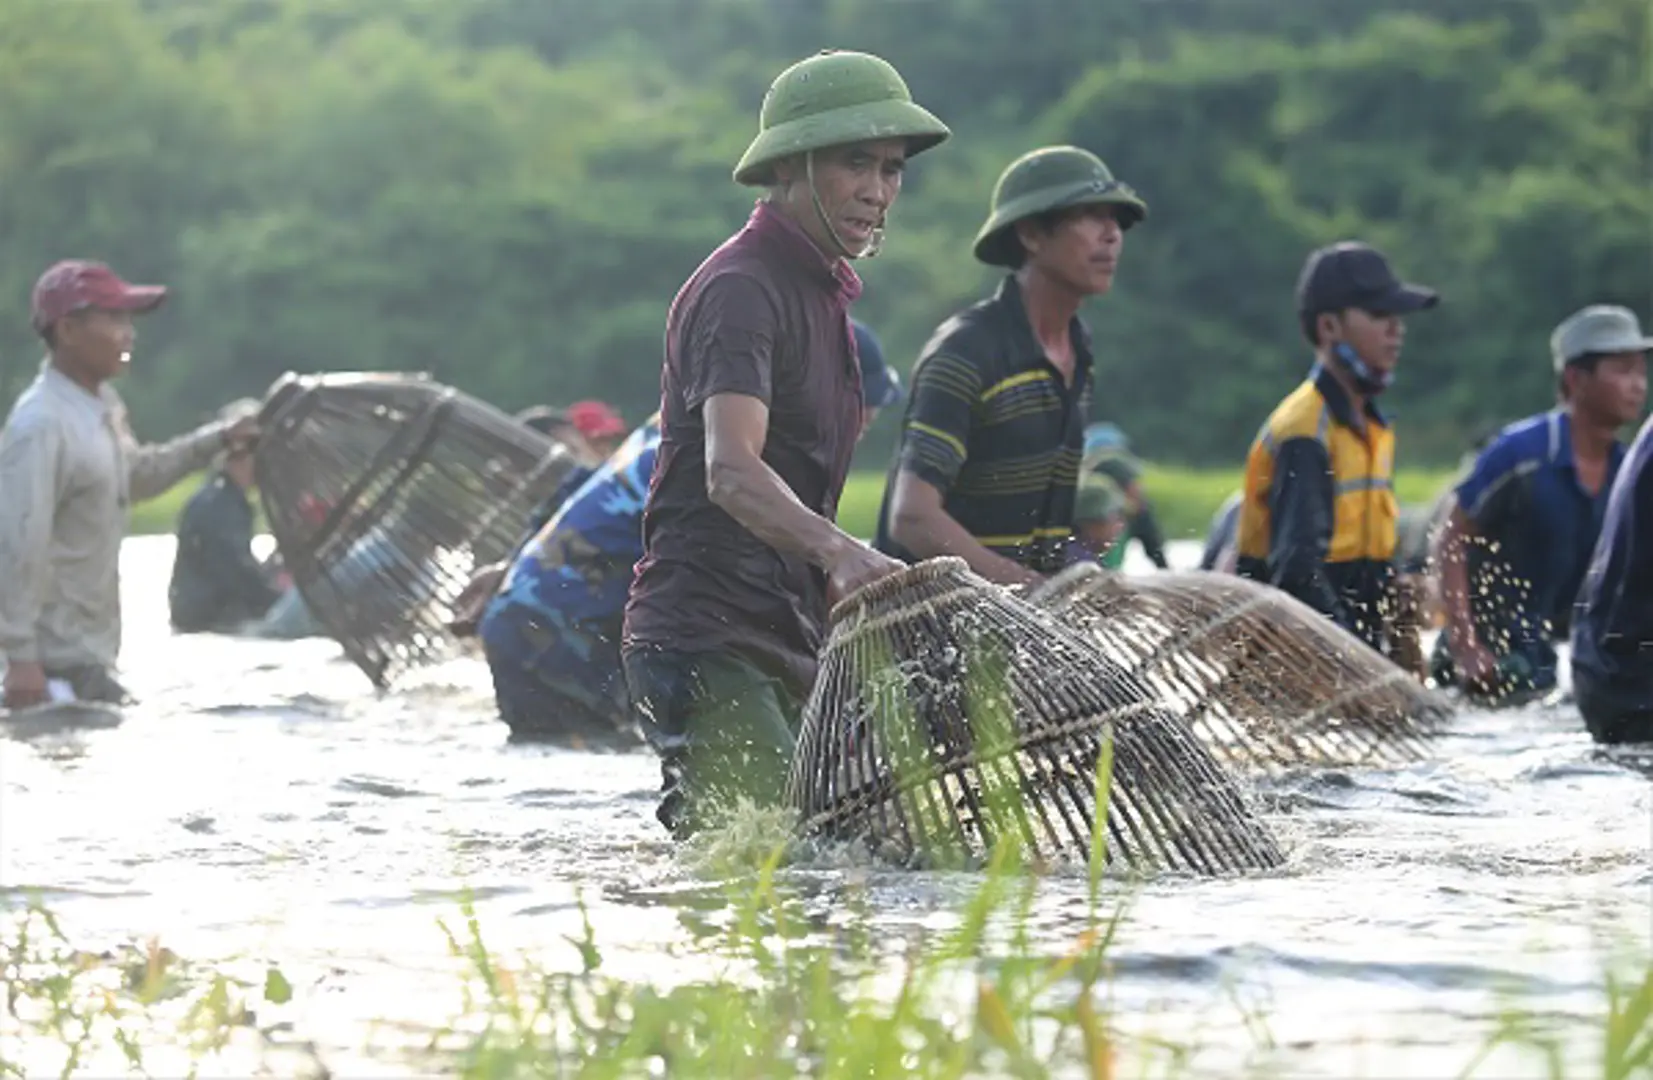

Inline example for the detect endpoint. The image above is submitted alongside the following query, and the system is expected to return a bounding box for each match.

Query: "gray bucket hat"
[1551,305,1653,372]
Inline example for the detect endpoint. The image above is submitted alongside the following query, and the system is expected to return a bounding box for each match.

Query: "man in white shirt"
[0,260,258,710]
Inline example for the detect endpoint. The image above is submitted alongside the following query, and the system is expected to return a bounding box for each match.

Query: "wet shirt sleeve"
[1454,434,1528,535]
[894,352,983,494]
[679,273,780,412]
[0,418,62,663]
[1266,436,1346,624]
[117,402,226,504]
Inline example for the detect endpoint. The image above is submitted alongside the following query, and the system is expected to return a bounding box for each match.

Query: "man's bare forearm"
[127,422,225,503]
[1432,507,1479,647]
[890,502,1036,586]
[707,453,858,569]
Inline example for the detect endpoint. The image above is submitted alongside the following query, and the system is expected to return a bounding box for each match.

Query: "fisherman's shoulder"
[1257,378,1330,445]
[1481,410,1562,462]
[686,223,799,291]
[915,293,1013,372]
[0,383,79,459]
[180,473,236,519]
[1,389,53,439]
[675,247,787,324]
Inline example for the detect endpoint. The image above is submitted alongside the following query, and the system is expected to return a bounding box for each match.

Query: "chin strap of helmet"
[806,150,884,260]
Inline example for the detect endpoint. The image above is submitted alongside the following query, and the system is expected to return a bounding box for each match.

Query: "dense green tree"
[0,0,1643,467]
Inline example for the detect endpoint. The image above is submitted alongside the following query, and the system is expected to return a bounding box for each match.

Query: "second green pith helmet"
[973,145,1148,267]
[733,50,951,187]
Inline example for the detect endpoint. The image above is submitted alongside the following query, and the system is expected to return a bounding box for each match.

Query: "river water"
[2,536,1648,1077]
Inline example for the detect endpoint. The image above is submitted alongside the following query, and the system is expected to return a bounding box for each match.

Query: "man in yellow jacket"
[1236,241,1438,667]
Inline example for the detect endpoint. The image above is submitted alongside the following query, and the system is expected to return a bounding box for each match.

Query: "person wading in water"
[1433,305,1647,705]
[1235,242,1439,674]
[0,260,258,709]
[1572,404,1653,745]
[621,50,950,838]
[875,146,1147,587]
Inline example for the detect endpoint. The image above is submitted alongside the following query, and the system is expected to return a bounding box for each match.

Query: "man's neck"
[1315,348,1369,423]
[48,351,104,394]
[1015,267,1082,364]
[1566,401,1618,462]
[766,196,847,264]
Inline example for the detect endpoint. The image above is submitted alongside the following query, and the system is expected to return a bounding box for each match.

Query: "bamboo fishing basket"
[253,371,578,689]
[1027,563,1453,772]
[786,558,1286,876]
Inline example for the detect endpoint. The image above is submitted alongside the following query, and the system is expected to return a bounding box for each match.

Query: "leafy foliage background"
[0,0,1645,468]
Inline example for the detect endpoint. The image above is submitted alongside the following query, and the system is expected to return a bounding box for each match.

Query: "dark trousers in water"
[44,665,130,706]
[480,606,634,746]
[622,647,802,840]
[1575,667,1653,745]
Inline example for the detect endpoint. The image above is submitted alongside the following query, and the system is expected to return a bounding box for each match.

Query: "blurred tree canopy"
[0,0,1645,467]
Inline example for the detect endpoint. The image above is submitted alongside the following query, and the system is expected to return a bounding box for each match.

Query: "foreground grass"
[4,823,1649,1079]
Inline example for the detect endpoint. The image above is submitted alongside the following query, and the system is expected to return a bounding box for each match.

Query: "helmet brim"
[972,179,1148,267]
[734,98,951,187]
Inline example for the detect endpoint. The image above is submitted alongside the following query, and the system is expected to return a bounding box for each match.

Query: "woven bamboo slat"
[1027,563,1454,772]
[786,558,1285,876]
[254,371,576,689]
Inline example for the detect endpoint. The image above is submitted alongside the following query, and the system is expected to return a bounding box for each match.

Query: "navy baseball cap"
[1296,241,1439,319]
[853,319,903,409]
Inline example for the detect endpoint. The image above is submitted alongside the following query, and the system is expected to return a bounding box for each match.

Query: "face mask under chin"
[1334,341,1393,395]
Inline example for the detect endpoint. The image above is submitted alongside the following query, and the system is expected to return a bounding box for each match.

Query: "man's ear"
[1317,311,1342,346]
[1558,364,1582,402]
[1013,218,1043,261]
[50,312,78,348]
[770,154,802,189]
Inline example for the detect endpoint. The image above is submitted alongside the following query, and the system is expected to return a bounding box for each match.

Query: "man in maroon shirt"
[623,50,950,838]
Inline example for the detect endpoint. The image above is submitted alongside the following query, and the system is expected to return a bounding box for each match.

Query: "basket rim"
[827,556,975,624]
[1024,560,1107,606]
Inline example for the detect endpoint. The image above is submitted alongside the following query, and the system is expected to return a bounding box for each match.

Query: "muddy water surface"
[2,536,1648,1077]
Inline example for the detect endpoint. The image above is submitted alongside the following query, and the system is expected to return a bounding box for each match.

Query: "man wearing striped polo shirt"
[875,146,1147,586]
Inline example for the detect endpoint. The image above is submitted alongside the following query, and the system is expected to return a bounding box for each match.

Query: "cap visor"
[868,379,902,408]
[111,285,168,313]
[1370,284,1437,315]
[1584,334,1653,356]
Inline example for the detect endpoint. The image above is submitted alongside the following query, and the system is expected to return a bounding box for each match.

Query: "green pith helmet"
[1075,472,1127,524]
[973,145,1148,267]
[733,50,951,187]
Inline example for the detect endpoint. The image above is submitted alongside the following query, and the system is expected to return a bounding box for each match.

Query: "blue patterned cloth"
[479,419,659,737]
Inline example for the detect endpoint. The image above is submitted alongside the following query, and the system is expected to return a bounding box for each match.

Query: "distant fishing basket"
[785,558,1285,876]
[1027,563,1454,772]
[253,371,577,689]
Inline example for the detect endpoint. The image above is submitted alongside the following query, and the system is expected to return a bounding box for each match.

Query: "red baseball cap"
[297,493,334,527]
[30,260,167,334]
[566,400,625,439]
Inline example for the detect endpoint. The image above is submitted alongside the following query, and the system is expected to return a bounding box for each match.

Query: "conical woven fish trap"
[786,558,1285,876]
[254,371,577,688]
[1028,563,1454,772]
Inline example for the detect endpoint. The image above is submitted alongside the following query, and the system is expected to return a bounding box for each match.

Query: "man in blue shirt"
[1572,410,1653,743]
[1433,305,1649,703]
[479,319,901,743]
